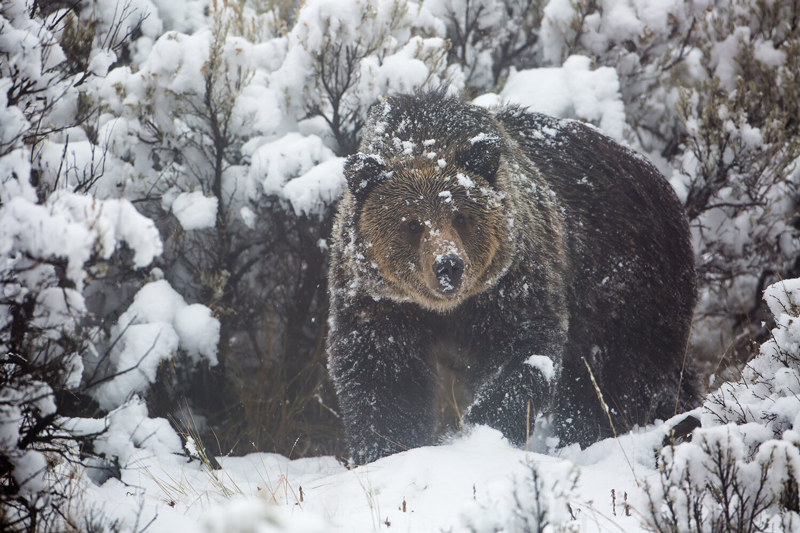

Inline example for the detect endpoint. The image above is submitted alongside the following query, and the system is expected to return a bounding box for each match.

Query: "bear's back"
[498,108,694,296]
[497,107,696,385]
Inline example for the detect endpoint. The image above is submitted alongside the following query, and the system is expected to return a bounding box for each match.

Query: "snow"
[93,280,220,409]
[456,172,475,189]
[240,206,257,228]
[525,355,555,382]
[282,157,346,217]
[0,78,29,149]
[52,192,164,269]
[763,278,800,319]
[172,192,219,230]
[249,133,337,197]
[174,304,221,364]
[149,0,209,34]
[0,147,35,206]
[12,450,48,496]
[31,288,86,333]
[469,132,498,145]
[87,50,117,77]
[74,398,184,466]
[76,423,677,533]
[493,56,627,140]
[92,322,182,409]
[711,27,752,91]
[0,193,162,289]
[143,30,211,95]
[0,379,55,495]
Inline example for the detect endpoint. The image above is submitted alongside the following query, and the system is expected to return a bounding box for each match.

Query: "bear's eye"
[454,213,467,227]
[408,220,422,233]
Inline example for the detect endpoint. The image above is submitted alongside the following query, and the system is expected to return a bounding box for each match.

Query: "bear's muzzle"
[433,254,464,292]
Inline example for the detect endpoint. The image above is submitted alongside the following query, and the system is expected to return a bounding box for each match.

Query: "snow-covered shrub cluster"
[423,0,545,92]
[536,0,800,364]
[645,278,800,532]
[0,0,175,528]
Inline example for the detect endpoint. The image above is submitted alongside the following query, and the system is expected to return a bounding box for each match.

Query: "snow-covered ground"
[83,420,684,532]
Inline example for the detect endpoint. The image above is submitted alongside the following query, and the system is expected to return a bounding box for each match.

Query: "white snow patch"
[456,173,475,189]
[249,133,336,198]
[174,304,221,365]
[87,49,117,76]
[282,157,346,216]
[239,206,256,229]
[525,355,555,382]
[471,92,504,108]
[93,280,220,410]
[172,191,218,230]
[87,398,182,466]
[469,132,497,145]
[498,56,626,140]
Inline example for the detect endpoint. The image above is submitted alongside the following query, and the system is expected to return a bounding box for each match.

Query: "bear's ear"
[344,153,390,203]
[456,134,502,185]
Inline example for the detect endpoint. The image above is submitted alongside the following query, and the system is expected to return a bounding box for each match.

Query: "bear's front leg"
[327,298,437,464]
[462,297,566,446]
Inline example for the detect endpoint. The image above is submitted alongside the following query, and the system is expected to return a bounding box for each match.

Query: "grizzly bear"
[327,88,698,464]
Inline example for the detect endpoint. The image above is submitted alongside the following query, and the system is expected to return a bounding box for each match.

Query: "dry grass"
[582,357,638,486]
[218,322,345,458]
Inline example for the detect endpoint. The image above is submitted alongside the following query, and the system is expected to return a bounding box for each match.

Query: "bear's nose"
[433,254,464,292]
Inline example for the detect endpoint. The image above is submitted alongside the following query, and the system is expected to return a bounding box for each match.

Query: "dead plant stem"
[582,357,638,486]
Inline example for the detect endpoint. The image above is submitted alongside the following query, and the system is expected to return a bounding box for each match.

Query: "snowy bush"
[645,277,800,532]
[424,0,545,92]
[459,459,579,533]
[0,0,186,529]
[90,280,220,410]
[534,0,800,363]
[276,0,451,154]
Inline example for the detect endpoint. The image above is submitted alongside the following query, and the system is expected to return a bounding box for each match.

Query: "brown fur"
[356,158,513,312]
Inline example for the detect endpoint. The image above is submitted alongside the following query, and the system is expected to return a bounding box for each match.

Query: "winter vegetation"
[1,0,800,531]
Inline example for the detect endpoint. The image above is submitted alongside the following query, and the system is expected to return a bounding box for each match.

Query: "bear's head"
[344,134,512,312]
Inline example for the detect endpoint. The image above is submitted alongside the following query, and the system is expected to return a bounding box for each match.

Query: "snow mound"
[476,55,626,141]
[283,157,346,217]
[0,193,162,290]
[172,191,219,230]
[79,422,687,532]
[93,280,220,410]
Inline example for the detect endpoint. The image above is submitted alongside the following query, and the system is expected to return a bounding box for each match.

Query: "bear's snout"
[419,226,471,302]
[433,254,464,292]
